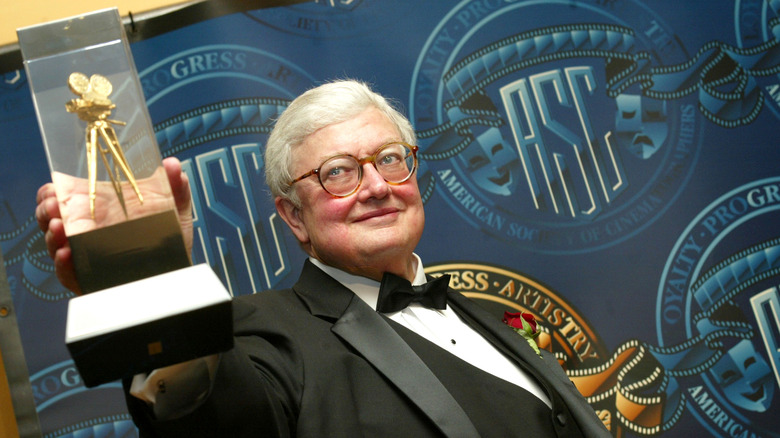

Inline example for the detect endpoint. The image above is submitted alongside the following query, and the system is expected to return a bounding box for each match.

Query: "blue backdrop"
[1,0,779,436]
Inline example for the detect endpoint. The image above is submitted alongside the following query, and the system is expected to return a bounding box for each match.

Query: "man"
[36,80,610,437]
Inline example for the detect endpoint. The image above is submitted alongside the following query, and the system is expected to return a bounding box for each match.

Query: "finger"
[162,156,182,189]
[54,246,82,295]
[175,171,192,217]
[35,182,55,205]
[36,201,50,233]
[163,157,192,215]
[35,185,60,233]
[44,218,68,260]
[162,157,194,258]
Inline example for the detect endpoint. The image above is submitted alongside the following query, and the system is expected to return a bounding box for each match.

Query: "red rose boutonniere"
[503,311,542,358]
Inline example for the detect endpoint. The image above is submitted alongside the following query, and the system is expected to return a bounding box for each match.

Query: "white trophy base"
[65,264,233,387]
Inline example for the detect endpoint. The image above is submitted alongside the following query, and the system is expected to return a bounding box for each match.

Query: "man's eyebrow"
[319,151,352,160]
[314,138,408,164]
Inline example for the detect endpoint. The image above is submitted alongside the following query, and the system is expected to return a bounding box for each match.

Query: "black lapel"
[293,261,480,438]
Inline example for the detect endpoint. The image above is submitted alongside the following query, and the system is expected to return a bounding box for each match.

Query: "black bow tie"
[375,272,450,313]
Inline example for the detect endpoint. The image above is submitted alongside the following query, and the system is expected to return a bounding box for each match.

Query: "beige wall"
[0,0,190,47]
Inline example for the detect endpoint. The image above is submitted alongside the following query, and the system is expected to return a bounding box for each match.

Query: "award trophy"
[18,8,233,387]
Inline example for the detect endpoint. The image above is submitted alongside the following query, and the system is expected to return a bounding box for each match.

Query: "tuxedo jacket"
[126,260,610,437]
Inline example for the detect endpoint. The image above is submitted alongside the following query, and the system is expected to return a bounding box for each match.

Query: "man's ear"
[275,196,310,245]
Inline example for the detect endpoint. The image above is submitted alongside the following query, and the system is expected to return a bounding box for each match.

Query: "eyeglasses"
[289,141,419,197]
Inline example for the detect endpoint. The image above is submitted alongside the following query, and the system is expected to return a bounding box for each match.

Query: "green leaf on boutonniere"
[502,311,542,358]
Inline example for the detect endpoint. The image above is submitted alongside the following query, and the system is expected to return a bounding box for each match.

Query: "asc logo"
[656,178,780,437]
[410,0,779,254]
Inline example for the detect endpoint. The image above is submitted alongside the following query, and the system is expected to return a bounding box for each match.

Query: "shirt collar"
[309,254,427,310]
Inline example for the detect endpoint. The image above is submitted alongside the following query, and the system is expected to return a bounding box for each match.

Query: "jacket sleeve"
[123,294,304,438]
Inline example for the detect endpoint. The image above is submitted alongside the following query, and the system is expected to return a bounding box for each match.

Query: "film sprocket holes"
[18,8,232,388]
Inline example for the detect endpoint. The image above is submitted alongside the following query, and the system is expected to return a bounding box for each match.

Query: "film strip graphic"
[0,212,71,302]
[43,415,135,438]
[608,34,780,128]
[154,97,289,157]
[416,20,780,161]
[568,238,779,435]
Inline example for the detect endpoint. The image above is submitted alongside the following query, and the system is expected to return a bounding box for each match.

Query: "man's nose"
[357,163,390,200]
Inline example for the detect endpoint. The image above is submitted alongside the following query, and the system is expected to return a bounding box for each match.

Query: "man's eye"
[326,166,355,179]
[379,154,400,165]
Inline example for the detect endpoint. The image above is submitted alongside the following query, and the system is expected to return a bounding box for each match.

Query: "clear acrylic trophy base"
[65,264,233,388]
